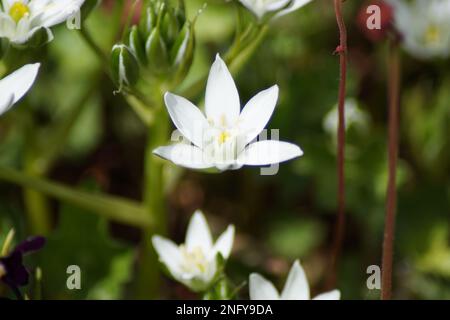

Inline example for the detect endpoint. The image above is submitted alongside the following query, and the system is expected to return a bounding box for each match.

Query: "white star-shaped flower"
[239,0,312,20]
[153,54,303,171]
[0,0,85,45]
[388,0,450,59]
[152,210,235,292]
[249,260,340,300]
[0,63,40,116]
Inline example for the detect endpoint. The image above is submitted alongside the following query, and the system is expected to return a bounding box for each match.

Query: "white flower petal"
[238,140,303,166]
[153,144,213,169]
[151,235,183,276]
[205,54,240,126]
[0,63,40,115]
[313,289,341,300]
[212,225,235,260]
[280,260,310,300]
[249,273,280,300]
[265,0,293,11]
[275,0,313,18]
[36,0,85,27]
[185,210,213,253]
[239,85,279,145]
[0,95,14,116]
[164,92,209,148]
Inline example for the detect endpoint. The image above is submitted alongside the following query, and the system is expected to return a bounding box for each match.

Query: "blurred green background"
[0,0,449,299]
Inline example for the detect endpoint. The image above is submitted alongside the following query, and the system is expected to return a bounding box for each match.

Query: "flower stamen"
[9,1,30,23]
[218,131,231,145]
[424,24,441,44]
[180,245,208,274]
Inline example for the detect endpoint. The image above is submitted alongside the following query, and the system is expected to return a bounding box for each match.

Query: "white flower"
[152,210,235,292]
[323,98,369,136]
[0,0,85,45]
[249,260,340,300]
[153,54,303,171]
[0,63,40,116]
[388,0,450,59]
[238,0,312,20]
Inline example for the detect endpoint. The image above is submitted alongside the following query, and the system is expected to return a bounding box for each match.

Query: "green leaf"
[37,181,133,299]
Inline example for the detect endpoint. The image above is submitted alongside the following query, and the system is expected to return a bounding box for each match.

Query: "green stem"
[23,125,52,235]
[134,98,169,299]
[0,166,151,228]
[228,25,269,74]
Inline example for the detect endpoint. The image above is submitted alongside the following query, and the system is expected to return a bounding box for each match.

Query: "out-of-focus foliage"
[0,0,448,300]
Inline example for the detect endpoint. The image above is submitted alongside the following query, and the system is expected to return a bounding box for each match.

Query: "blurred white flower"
[0,0,85,45]
[323,98,369,136]
[249,260,340,300]
[152,210,235,292]
[388,0,450,59]
[239,0,312,20]
[153,54,303,171]
[0,63,40,116]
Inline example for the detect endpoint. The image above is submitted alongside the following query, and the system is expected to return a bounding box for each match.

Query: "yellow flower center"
[218,131,231,145]
[9,2,30,23]
[180,245,208,274]
[424,24,441,44]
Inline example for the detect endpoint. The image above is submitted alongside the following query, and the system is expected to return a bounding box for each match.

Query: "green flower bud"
[175,0,186,27]
[140,5,156,38]
[145,29,169,74]
[129,26,147,66]
[161,9,179,47]
[111,44,140,91]
[170,21,195,85]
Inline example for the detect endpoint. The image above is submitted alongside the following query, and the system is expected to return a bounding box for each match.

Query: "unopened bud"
[129,25,147,65]
[140,5,156,38]
[161,9,180,47]
[170,21,195,85]
[145,29,169,74]
[111,44,140,91]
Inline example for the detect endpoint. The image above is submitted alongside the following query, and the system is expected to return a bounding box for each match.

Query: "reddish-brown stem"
[381,40,401,300]
[327,0,348,289]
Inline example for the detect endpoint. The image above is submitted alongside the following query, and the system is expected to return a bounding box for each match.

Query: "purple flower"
[0,236,45,299]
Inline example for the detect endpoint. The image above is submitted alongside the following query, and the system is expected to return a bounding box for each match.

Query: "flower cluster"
[152,210,234,292]
[152,211,340,299]
[0,0,85,48]
[388,0,450,59]
[249,260,340,300]
[153,54,303,171]
[111,0,195,91]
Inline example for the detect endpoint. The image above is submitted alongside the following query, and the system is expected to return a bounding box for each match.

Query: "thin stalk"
[23,128,51,235]
[229,25,269,74]
[0,166,151,228]
[327,0,348,289]
[381,41,401,300]
[21,76,99,235]
[134,99,169,299]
